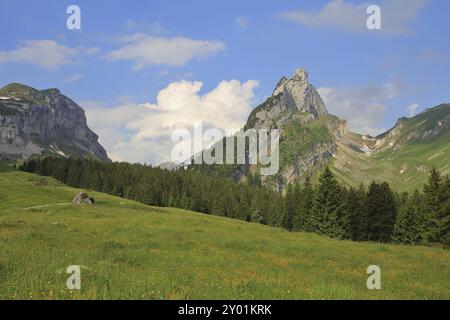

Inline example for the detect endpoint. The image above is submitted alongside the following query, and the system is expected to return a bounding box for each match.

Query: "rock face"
[244,68,347,190]
[72,192,94,205]
[245,68,328,130]
[0,83,110,162]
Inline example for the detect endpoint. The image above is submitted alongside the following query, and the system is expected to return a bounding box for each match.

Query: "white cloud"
[318,82,399,136]
[280,0,427,35]
[63,73,83,83]
[123,20,166,34]
[84,47,101,55]
[236,16,249,29]
[106,34,225,69]
[406,103,420,117]
[85,79,259,164]
[0,40,79,70]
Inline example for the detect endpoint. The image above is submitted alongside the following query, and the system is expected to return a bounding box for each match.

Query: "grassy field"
[0,165,449,299]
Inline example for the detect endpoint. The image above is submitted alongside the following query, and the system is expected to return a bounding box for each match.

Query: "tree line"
[282,167,449,247]
[21,157,449,247]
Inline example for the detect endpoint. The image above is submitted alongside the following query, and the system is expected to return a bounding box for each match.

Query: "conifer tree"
[212,196,227,216]
[392,190,425,245]
[298,176,314,232]
[438,175,450,246]
[423,167,444,243]
[283,185,296,231]
[290,184,303,231]
[345,185,368,241]
[366,182,397,242]
[312,167,346,239]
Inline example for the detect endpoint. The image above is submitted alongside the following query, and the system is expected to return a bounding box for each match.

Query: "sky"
[0,0,449,164]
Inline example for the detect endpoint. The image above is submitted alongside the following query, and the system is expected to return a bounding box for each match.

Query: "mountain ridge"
[0,83,110,162]
[189,68,449,192]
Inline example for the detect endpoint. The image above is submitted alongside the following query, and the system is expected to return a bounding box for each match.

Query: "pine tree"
[423,167,444,243]
[291,184,303,231]
[298,176,314,232]
[345,185,368,241]
[339,187,352,239]
[212,196,227,216]
[392,190,425,245]
[366,182,397,242]
[438,175,450,246]
[283,185,296,231]
[312,167,346,239]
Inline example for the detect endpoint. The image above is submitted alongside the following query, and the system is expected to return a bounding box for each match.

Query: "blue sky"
[0,0,449,164]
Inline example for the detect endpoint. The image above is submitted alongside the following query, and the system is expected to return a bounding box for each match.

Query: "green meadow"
[0,165,449,299]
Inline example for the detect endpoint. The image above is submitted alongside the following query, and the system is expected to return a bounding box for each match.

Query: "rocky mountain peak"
[272,68,309,97]
[246,67,328,130]
[272,77,288,96]
[292,67,309,83]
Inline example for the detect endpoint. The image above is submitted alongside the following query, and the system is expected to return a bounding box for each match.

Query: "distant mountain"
[190,68,449,192]
[332,103,450,191]
[0,83,110,162]
[158,161,178,171]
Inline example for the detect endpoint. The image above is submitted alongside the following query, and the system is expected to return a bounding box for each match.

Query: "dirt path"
[21,203,72,211]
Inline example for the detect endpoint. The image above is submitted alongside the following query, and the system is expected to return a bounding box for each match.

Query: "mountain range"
[190,68,450,192]
[0,70,448,192]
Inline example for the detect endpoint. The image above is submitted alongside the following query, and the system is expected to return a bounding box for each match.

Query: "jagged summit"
[246,67,328,130]
[292,67,309,83]
[272,68,310,96]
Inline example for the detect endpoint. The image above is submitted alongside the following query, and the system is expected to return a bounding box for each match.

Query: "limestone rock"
[246,67,328,130]
[72,192,95,205]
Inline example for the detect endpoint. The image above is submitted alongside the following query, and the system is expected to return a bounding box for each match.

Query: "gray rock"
[246,68,328,130]
[72,192,95,205]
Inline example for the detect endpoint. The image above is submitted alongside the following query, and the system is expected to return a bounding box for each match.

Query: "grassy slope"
[0,167,449,300]
[331,133,450,192]
[321,105,450,192]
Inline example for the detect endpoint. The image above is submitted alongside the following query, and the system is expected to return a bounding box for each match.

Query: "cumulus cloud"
[406,103,420,117]
[318,82,399,136]
[106,34,225,70]
[85,79,259,164]
[0,40,79,70]
[280,0,427,35]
